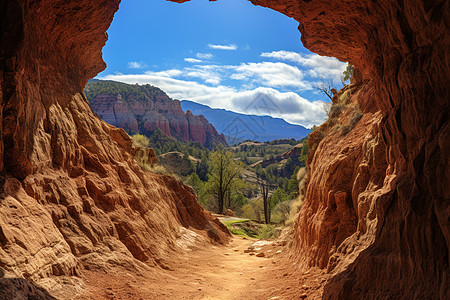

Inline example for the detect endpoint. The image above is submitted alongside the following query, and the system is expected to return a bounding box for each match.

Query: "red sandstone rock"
[175,0,449,298]
[0,0,448,299]
[89,88,227,148]
[0,1,229,297]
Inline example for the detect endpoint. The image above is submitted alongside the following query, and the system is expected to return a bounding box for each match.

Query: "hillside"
[85,80,227,148]
[181,100,310,144]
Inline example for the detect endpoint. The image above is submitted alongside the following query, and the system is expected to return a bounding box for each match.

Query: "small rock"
[250,277,255,280]
[283,273,289,277]
[256,252,265,257]
[299,294,308,299]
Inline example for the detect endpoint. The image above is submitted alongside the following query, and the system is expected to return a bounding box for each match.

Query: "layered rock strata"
[0,0,228,297]
[87,81,227,148]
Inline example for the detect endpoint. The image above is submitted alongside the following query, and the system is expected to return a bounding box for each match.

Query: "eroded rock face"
[0,0,229,297]
[0,0,448,299]
[88,84,228,148]
[241,0,449,299]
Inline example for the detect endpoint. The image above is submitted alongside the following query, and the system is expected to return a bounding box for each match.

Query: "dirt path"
[78,236,327,300]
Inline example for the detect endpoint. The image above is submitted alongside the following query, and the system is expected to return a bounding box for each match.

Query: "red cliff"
[86,80,228,148]
[236,0,449,298]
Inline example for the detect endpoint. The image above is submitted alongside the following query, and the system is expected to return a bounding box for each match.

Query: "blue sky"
[99,0,347,128]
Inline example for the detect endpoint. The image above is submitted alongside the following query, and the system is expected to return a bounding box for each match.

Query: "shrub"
[240,203,257,220]
[286,167,307,226]
[329,103,346,119]
[340,90,351,104]
[257,224,278,239]
[132,134,150,148]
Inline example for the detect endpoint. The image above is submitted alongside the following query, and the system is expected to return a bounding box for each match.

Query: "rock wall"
[0,0,228,297]
[87,82,228,148]
[0,0,448,299]
[236,0,448,298]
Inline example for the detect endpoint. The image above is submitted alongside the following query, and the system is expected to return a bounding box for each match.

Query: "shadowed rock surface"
[0,0,448,299]
[0,0,229,298]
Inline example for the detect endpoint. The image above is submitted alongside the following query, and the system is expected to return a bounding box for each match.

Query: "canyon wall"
[0,0,228,297]
[240,0,448,298]
[86,81,227,148]
[0,0,448,299]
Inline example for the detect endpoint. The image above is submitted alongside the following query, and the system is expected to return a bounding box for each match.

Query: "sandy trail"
[78,236,326,300]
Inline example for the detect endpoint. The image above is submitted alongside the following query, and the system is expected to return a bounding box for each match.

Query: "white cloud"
[196,53,214,60]
[230,62,311,90]
[185,67,222,85]
[144,69,183,78]
[208,44,238,50]
[127,61,146,69]
[99,73,326,128]
[184,58,203,63]
[261,50,347,82]
[102,50,346,128]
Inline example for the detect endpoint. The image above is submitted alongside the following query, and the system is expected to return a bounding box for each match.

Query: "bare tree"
[322,102,332,116]
[256,172,276,224]
[312,80,334,100]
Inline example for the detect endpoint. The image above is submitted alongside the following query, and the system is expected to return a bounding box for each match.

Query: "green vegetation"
[223,219,279,239]
[131,121,312,232]
[84,80,163,103]
[223,219,256,237]
[342,64,354,83]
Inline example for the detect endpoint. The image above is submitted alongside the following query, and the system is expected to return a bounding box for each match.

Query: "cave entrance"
[87,0,350,230]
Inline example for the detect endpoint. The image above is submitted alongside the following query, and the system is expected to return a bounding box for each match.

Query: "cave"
[0,0,448,299]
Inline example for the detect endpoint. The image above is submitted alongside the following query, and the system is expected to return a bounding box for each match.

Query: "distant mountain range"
[84,80,227,148]
[181,100,310,144]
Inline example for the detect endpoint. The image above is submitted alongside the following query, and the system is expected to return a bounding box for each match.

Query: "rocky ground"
[75,236,328,300]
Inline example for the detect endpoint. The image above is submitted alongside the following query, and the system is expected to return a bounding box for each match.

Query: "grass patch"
[224,219,280,239]
[223,219,258,238]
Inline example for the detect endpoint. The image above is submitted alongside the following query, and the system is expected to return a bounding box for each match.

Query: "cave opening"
[0,0,448,299]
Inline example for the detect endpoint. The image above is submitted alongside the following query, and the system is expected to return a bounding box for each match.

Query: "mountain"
[181,100,310,144]
[85,80,227,148]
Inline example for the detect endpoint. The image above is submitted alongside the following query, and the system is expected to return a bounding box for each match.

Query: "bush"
[286,167,307,226]
[329,103,346,119]
[240,203,257,220]
[132,134,150,148]
[340,90,351,104]
[257,224,278,239]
